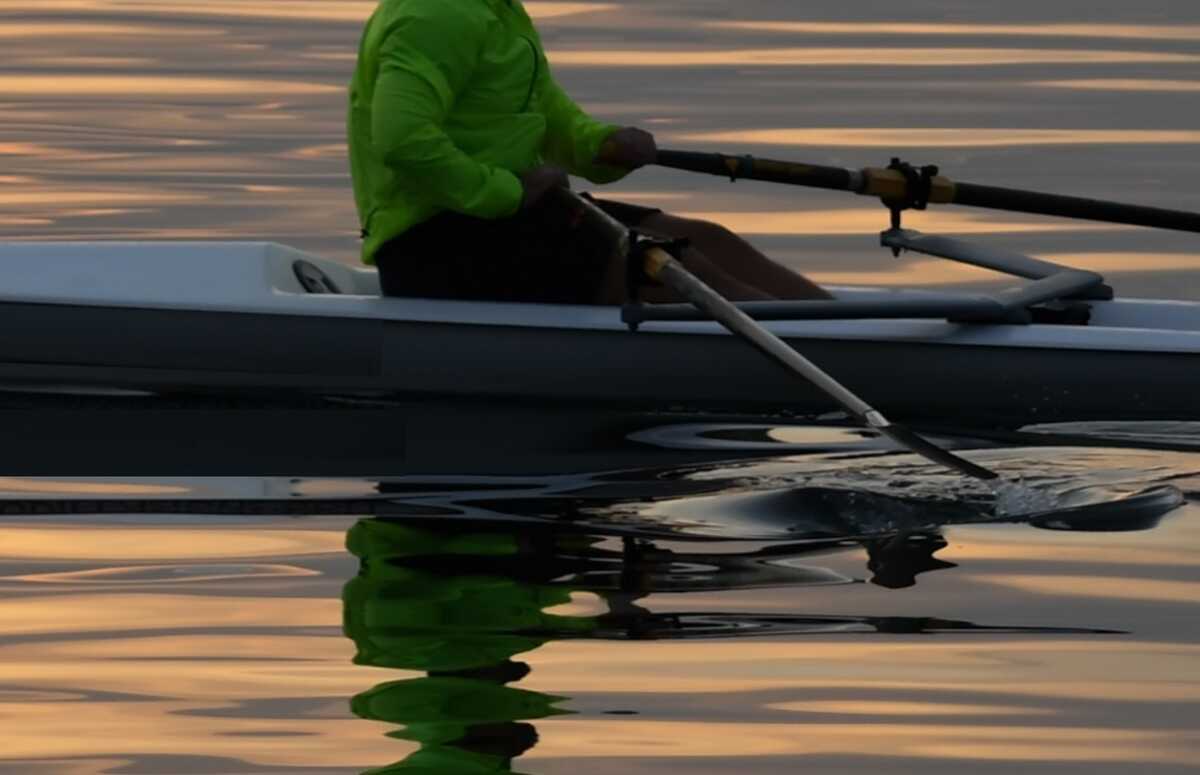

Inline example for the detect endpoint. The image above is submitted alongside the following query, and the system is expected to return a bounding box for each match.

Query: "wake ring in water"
[1024,484,1185,531]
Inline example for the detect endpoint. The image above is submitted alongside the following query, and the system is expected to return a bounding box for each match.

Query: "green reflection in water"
[344,521,594,773]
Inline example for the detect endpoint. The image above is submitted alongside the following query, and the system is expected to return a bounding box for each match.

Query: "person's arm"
[371,7,524,217]
[540,77,628,184]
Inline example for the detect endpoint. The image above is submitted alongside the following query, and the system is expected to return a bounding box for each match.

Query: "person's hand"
[596,127,657,169]
[520,164,570,209]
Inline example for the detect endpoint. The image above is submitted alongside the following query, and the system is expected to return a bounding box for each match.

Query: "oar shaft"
[641,247,999,482]
[952,181,1200,233]
[562,188,997,481]
[656,148,1200,235]
[641,247,876,421]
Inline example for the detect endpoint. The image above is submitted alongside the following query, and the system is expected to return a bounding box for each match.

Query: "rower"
[347,0,830,304]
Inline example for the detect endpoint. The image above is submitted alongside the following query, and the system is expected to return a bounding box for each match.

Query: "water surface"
[0,463,1197,773]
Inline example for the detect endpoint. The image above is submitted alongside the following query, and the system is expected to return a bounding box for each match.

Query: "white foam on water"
[989,477,1062,517]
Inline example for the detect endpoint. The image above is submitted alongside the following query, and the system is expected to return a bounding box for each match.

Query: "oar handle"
[656,149,857,193]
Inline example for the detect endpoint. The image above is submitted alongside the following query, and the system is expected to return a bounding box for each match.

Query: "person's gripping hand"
[596,127,657,169]
[520,164,570,210]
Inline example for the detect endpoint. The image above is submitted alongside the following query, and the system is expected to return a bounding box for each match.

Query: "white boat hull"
[1,240,1198,474]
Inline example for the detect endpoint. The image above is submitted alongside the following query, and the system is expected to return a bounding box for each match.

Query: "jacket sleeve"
[371,7,524,218]
[540,76,628,184]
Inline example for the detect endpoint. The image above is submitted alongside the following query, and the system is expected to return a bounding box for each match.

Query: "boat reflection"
[342,496,1148,772]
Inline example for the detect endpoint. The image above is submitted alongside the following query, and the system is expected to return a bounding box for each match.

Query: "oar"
[656,149,1200,234]
[564,190,999,482]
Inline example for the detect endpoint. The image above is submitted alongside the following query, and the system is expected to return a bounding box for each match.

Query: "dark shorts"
[375,195,661,304]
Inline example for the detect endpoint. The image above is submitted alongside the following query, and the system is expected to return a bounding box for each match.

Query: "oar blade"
[879,423,1000,481]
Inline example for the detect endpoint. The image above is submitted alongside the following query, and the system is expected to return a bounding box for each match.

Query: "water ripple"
[11,563,320,586]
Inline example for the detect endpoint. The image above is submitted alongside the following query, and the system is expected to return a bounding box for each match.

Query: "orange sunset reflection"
[0,594,341,636]
[709,21,1200,42]
[0,22,224,38]
[0,527,346,561]
[2,598,1179,769]
[0,634,368,700]
[767,699,1056,716]
[0,191,204,206]
[982,574,1200,603]
[0,479,190,495]
[0,217,52,226]
[670,128,1200,148]
[528,719,1196,763]
[676,209,1125,236]
[4,0,615,22]
[548,47,1200,67]
[0,75,341,97]
[15,564,320,585]
[523,640,1200,700]
[8,56,158,68]
[936,540,1199,568]
[808,253,1200,286]
[1036,79,1200,92]
[0,684,396,767]
[0,143,55,156]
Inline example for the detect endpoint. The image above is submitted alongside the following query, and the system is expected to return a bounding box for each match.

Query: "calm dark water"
[2,1,1200,772]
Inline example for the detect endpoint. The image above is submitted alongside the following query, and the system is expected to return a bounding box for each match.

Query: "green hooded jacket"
[348,0,628,263]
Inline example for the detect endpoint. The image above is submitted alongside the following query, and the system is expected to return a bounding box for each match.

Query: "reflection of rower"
[863,533,958,590]
[343,514,1132,770]
[341,518,858,771]
[344,520,586,773]
[343,520,599,668]
[352,666,556,774]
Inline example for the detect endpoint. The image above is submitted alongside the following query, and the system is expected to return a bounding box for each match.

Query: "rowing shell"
[0,241,1197,474]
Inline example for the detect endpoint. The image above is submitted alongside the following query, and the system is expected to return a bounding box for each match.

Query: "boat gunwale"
[2,293,1199,355]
